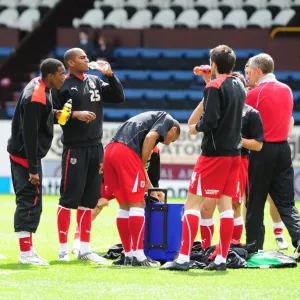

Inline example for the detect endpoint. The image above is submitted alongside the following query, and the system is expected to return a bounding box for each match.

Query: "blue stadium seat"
[275,71,291,81]
[114,48,142,57]
[173,71,194,81]
[124,89,145,99]
[234,49,262,58]
[293,91,300,101]
[55,47,69,57]
[185,90,203,100]
[6,106,15,117]
[104,108,193,122]
[150,71,172,80]
[293,112,300,122]
[291,72,300,80]
[140,49,163,58]
[184,49,209,58]
[0,47,14,56]
[166,90,186,100]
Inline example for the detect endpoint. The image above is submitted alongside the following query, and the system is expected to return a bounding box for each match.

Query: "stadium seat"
[73,8,104,28]
[193,0,218,16]
[0,8,18,28]
[198,9,223,28]
[122,0,147,19]
[218,0,243,17]
[242,0,267,18]
[170,0,193,18]
[291,0,300,9]
[272,9,296,27]
[290,72,300,90]
[126,9,152,29]
[103,9,128,28]
[38,0,59,16]
[0,0,19,10]
[266,0,291,18]
[222,9,247,28]
[95,0,122,18]
[150,9,175,28]
[146,0,171,18]
[274,71,291,86]
[247,9,272,28]
[17,8,40,31]
[174,9,199,28]
[17,0,40,14]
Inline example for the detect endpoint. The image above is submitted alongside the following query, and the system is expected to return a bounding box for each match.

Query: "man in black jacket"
[53,48,125,264]
[7,58,65,265]
[161,45,245,272]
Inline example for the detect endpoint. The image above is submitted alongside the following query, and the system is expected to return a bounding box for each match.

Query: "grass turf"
[0,194,300,300]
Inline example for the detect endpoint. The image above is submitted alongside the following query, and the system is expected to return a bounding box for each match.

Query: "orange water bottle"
[193,65,211,75]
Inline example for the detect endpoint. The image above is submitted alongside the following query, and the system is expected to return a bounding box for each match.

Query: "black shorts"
[59,144,104,209]
[10,158,43,233]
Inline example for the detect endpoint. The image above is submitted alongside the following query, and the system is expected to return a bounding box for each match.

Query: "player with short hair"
[53,48,125,263]
[7,58,66,265]
[103,111,180,267]
[245,62,290,250]
[200,71,264,248]
[161,45,245,271]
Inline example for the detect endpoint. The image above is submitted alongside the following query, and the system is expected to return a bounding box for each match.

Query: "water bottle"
[58,99,72,126]
[193,65,211,76]
[88,61,109,71]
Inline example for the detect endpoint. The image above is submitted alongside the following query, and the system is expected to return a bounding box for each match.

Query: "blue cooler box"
[144,189,184,262]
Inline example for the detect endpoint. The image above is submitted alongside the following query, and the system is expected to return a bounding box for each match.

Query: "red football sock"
[77,207,92,243]
[218,210,234,259]
[17,231,31,253]
[179,210,200,256]
[273,222,284,238]
[200,218,214,249]
[128,207,145,251]
[232,216,243,244]
[74,225,80,240]
[116,209,131,253]
[57,206,71,244]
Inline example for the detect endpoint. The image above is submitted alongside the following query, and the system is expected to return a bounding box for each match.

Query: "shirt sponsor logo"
[71,87,78,91]
[204,189,219,195]
[70,158,77,165]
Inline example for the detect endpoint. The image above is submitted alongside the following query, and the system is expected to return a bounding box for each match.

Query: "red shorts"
[188,155,241,199]
[103,142,146,204]
[233,156,249,203]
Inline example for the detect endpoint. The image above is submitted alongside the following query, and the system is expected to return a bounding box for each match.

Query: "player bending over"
[103,111,180,267]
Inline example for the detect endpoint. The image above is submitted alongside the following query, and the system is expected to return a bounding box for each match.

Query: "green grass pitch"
[0,195,300,300]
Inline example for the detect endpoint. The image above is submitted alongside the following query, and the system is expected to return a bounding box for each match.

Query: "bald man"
[53,48,125,264]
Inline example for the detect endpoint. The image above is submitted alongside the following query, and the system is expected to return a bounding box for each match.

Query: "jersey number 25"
[89,90,101,102]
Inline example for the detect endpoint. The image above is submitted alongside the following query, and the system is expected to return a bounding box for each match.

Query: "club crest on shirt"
[70,158,77,165]
[88,80,96,89]
[140,181,145,188]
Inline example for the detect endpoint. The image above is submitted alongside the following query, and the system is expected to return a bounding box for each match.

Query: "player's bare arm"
[242,138,263,151]
[289,116,294,136]
[188,100,204,126]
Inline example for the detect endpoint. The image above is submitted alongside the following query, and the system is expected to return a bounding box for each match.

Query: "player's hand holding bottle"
[88,60,113,77]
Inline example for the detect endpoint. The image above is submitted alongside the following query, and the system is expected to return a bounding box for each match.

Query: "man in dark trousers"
[245,53,300,258]
[7,58,66,265]
[103,111,180,267]
[161,45,245,272]
[53,48,125,263]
